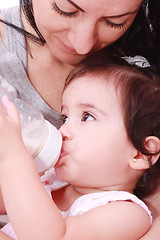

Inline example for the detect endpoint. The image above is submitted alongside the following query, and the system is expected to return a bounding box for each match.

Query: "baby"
[0,52,160,240]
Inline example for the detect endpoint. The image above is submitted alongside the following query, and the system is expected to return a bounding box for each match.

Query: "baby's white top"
[1,168,152,239]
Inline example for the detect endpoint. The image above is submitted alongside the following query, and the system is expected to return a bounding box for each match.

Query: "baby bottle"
[0,85,62,173]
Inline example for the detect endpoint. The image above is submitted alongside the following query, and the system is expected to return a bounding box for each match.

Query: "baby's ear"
[129,136,160,170]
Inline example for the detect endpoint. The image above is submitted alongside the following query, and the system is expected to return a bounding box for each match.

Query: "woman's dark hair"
[110,0,160,72]
[65,50,160,198]
[0,0,160,70]
[20,0,45,44]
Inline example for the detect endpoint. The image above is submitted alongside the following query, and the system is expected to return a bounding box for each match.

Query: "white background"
[0,0,19,8]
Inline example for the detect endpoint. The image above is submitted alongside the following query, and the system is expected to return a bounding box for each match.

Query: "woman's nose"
[68,20,97,55]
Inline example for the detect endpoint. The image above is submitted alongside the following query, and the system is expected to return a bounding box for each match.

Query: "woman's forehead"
[62,0,143,15]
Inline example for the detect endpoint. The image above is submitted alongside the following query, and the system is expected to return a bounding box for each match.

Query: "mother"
[0,0,160,239]
[0,0,159,129]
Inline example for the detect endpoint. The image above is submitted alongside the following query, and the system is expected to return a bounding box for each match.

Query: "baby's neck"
[74,185,134,195]
[52,184,134,212]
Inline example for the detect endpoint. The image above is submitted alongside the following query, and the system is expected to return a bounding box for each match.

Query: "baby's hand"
[0,95,24,163]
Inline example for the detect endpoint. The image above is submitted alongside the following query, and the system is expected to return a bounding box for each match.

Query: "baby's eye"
[82,112,95,122]
[61,114,68,124]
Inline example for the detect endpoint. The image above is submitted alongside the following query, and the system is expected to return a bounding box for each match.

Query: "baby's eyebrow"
[79,103,107,116]
[66,0,85,12]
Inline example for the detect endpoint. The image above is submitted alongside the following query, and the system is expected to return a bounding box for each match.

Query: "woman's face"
[32,0,143,64]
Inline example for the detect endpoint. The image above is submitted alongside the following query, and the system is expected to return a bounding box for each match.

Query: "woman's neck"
[21,11,74,112]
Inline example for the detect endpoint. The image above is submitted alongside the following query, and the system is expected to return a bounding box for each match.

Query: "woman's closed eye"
[82,112,95,122]
[53,1,127,29]
[103,18,126,29]
[52,1,78,18]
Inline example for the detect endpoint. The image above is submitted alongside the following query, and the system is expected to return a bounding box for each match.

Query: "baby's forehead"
[64,66,133,107]
[66,71,116,86]
[67,71,125,95]
[64,73,122,104]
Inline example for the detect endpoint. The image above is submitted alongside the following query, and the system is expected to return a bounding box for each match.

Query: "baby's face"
[56,75,136,190]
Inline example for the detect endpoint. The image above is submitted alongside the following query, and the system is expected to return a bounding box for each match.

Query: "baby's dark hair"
[65,50,160,198]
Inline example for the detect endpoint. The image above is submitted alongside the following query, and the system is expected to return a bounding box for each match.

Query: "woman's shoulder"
[0,11,5,46]
[0,6,21,41]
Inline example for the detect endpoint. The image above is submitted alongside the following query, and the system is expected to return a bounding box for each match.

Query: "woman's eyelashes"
[52,2,78,17]
[104,18,126,29]
[52,1,126,29]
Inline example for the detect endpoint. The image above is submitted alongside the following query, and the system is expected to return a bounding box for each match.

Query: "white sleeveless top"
[41,168,152,219]
[2,168,152,239]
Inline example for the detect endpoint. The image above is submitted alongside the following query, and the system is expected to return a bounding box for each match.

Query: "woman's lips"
[57,37,79,54]
[63,43,78,54]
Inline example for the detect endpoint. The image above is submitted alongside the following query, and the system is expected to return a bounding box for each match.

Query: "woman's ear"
[129,136,160,170]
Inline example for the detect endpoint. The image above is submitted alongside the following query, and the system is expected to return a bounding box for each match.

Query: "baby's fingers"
[0,99,5,119]
[1,95,20,123]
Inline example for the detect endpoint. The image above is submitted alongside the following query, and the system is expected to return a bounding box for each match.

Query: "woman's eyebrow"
[106,9,138,19]
[66,0,85,12]
[66,1,138,18]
